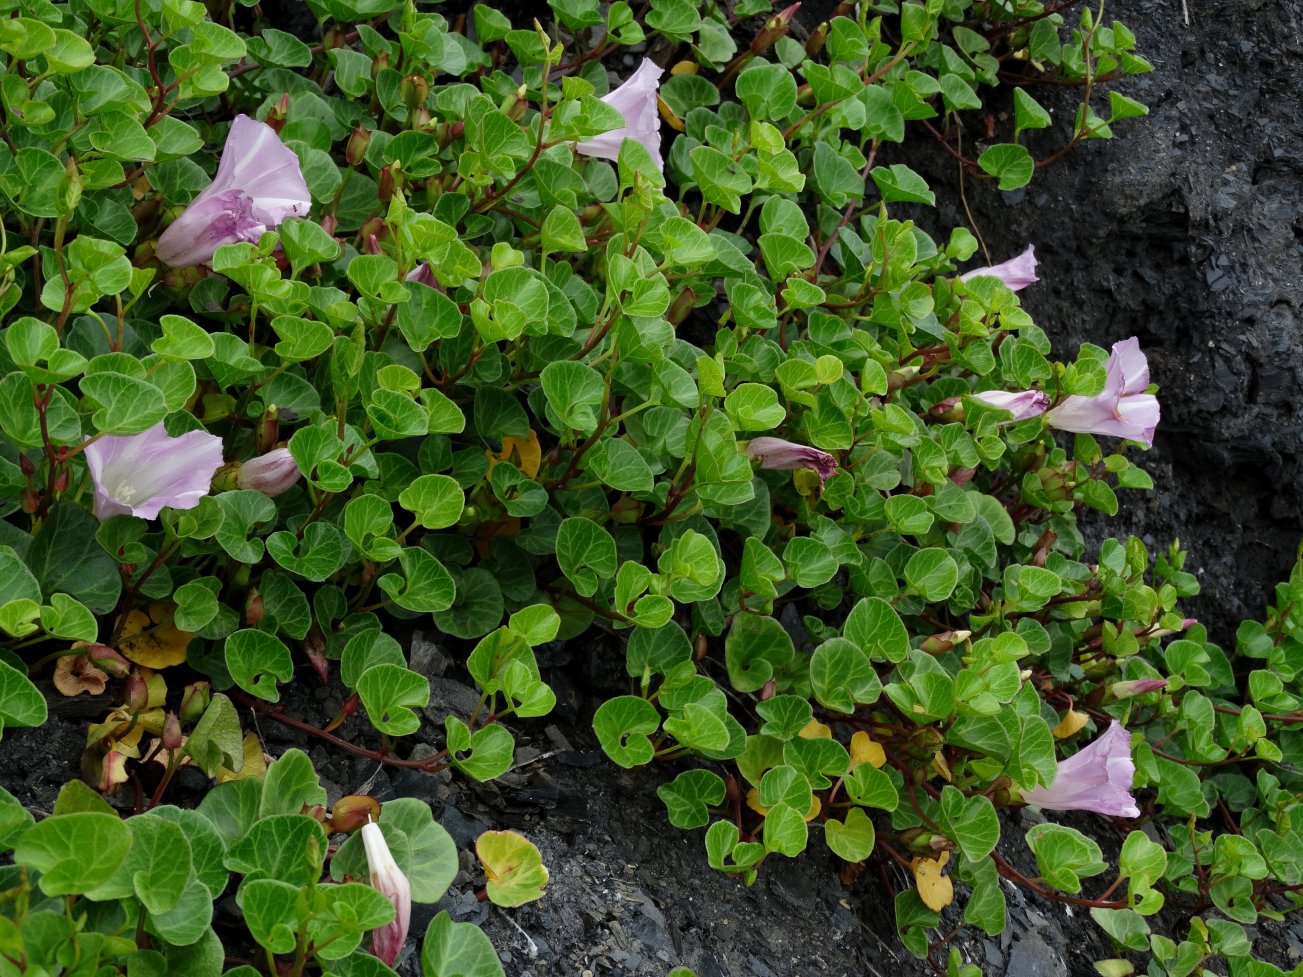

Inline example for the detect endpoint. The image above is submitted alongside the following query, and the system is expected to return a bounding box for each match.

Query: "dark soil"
[4,2,1301,975]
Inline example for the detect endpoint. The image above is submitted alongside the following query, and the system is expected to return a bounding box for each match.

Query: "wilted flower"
[361,821,411,966]
[83,422,225,521]
[1022,721,1140,818]
[745,437,838,484]
[236,447,301,497]
[1043,337,1160,447]
[156,114,311,268]
[576,58,665,171]
[960,244,1038,291]
[1110,678,1168,700]
[971,389,1050,421]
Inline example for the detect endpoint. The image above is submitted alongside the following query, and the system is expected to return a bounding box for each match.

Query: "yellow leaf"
[804,795,822,822]
[911,851,954,912]
[118,603,193,669]
[798,719,832,740]
[218,733,267,783]
[1052,707,1090,739]
[849,731,886,770]
[670,60,698,76]
[793,468,821,497]
[746,786,767,816]
[931,751,953,782]
[657,94,685,132]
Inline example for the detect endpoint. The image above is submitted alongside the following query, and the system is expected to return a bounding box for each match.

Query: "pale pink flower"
[236,447,300,497]
[960,245,1038,291]
[156,115,311,268]
[83,422,224,521]
[746,437,837,484]
[576,58,665,171]
[1044,337,1160,446]
[971,389,1050,421]
[1023,721,1139,818]
[361,821,411,967]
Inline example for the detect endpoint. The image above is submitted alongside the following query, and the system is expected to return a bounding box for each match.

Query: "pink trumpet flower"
[156,115,311,268]
[960,245,1039,291]
[1023,721,1140,818]
[746,437,838,485]
[361,821,411,967]
[576,58,665,171]
[1043,337,1160,447]
[83,422,224,521]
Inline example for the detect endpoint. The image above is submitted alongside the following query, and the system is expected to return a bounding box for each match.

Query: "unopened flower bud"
[323,27,348,51]
[346,127,371,167]
[887,365,920,392]
[928,397,963,422]
[332,794,381,834]
[179,681,211,724]
[400,73,429,111]
[237,447,301,497]
[410,105,431,128]
[805,20,829,57]
[371,50,389,78]
[18,453,34,477]
[378,164,396,203]
[58,157,83,217]
[125,672,150,711]
[84,643,131,678]
[760,678,777,701]
[919,630,970,655]
[319,213,338,237]
[667,286,698,325]
[751,2,801,54]
[1110,678,1167,700]
[265,93,290,134]
[161,712,184,751]
[500,84,528,121]
[244,589,265,627]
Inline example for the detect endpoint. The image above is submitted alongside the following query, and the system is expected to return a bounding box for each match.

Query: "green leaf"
[824,807,876,862]
[812,142,865,208]
[1025,822,1107,894]
[356,665,430,736]
[330,799,457,904]
[260,748,327,819]
[540,205,588,253]
[690,146,752,214]
[445,716,515,781]
[421,911,505,977]
[725,613,795,693]
[904,548,959,602]
[735,63,797,120]
[810,637,881,713]
[1013,88,1052,135]
[185,693,244,778]
[88,813,193,914]
[657,770,727,829]
[223,814,326,887]
[939,786,1000,861]
[724,383,786,431]
[27,504,121,613]
[225,629,294,702]
[555,518,618,597]
[15,812,131,896]
[978,144,1035,191]
[870,164,935,205]
[593,695,660,768]
[540,361,605,435]
[0,659,46,739]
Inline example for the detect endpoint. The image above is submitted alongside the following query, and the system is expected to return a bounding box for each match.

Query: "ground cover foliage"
[0,0,1299,975]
